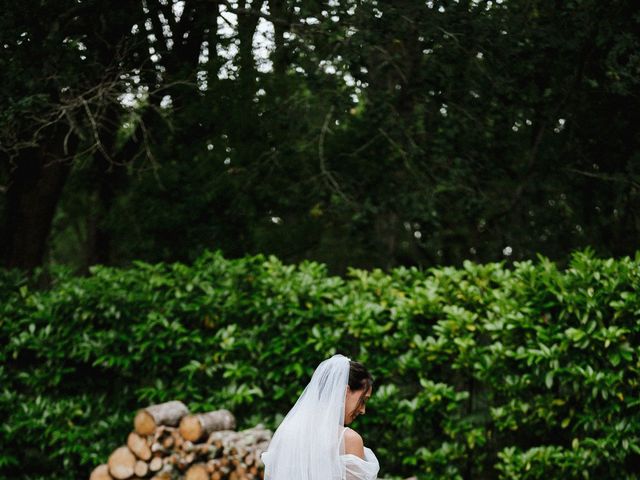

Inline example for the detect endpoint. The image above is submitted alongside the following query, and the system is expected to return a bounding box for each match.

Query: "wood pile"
[90,400,271,480]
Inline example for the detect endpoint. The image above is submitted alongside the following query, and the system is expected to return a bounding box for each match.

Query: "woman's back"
[339,427,380,480]
[260,355,378,480]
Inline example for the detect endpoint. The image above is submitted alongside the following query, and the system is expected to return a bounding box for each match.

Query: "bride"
[261,354,379,480]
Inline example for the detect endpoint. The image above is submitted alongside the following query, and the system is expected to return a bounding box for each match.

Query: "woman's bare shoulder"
[343,427,365,459]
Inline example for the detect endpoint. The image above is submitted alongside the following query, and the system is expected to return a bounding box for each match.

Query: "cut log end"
[134,460,149,477]
[128,432,152,461]
[89,464,113,480]
[180,415,203,442]
[185,463,209,480]
[134,401,189,436]
[134,410,156,436]
[149,456,163,472]
[108,446,137,480]
[180,409,236,442]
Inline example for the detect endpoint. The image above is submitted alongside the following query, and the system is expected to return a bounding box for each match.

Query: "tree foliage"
[1,0,639,273]
[1,250,639,478]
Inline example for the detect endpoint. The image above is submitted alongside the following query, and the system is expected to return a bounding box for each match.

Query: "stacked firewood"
[89,400,271,480]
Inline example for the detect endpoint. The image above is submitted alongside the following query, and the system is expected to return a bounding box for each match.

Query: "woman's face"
[344,384,372,425]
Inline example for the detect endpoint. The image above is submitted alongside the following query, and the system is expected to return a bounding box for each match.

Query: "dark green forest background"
[2,2,640,478]
[1,0,639,275]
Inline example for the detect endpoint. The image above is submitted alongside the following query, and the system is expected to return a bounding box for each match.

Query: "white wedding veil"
[261,353,351,480]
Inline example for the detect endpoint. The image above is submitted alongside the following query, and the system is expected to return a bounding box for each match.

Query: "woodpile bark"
[90,401,271,480]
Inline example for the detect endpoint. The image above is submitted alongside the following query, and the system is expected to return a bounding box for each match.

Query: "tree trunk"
[84,103,129,269]
[1,126,78,271]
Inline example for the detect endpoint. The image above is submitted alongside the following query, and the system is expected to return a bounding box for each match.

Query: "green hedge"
[1,250,639,479]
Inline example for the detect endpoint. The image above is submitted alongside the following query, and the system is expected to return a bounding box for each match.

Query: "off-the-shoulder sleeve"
[341,447,380,480]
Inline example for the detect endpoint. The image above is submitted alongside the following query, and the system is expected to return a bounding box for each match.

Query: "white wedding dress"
[262,426,379,480]
[339,426,380,480]
[260,354,379,480]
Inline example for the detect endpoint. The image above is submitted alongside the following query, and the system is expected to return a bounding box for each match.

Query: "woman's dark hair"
[348,360,374,415]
